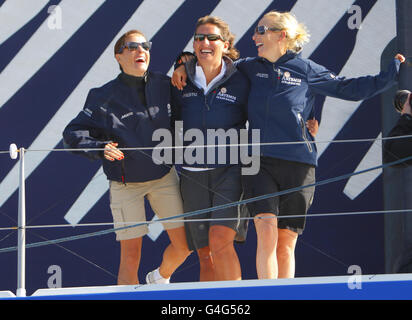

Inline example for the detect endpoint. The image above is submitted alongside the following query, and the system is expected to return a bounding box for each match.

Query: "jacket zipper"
[263,64,281,154]
[121,159,127,185]
[297,113,313,153]
[144,76,153,120]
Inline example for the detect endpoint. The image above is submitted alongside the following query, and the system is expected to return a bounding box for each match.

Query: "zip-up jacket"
[383,113,412,166]
[171,56,249,168]
[236,51,401,166]
[63,71,172,183]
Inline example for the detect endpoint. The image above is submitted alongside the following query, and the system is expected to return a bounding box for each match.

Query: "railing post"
[16,147,26,297]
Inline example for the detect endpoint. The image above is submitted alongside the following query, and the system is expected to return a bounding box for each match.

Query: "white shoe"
[146,268,170,284]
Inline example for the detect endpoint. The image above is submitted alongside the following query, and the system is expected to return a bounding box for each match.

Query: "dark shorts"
[243,157,315,235]
[180,165,248,251]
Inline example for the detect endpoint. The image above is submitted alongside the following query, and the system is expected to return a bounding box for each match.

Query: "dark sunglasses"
[118,41,152,53]
[254,25,282,35]
[193,34,225,42]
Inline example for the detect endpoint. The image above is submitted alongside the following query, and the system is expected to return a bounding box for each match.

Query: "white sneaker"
[146,268,170,284]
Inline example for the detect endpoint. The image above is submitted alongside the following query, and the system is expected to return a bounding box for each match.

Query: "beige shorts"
[109,167,184,241]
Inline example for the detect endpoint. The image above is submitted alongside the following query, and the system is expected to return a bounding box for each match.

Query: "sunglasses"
[193,34,225,42]
[254,25,282,35]
[118,41,152,53]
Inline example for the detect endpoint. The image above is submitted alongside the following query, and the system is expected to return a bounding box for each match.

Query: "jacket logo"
[216,89,237,103]
[82,107,93,117]
[121,112,133,119]
[281,72,301,86]
[256,73,269,78]
[183,92,198,98]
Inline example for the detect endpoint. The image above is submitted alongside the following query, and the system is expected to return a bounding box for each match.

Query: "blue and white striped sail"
[0,0,398,294]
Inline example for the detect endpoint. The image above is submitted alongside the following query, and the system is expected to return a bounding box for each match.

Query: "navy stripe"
[149,0,220,74]
[318,98,381,173]
[309,96,385,275]
[0,0,7,7]
[0,0,62,73]
[236,0,298,58]
[0,0,144,180]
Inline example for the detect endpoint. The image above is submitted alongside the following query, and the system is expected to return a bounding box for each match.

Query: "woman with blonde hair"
[173,10,405,280]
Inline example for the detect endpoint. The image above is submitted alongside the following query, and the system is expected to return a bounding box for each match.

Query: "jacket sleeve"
[170,85,183,125]
[308,58,400,101]
[62,89,113,160]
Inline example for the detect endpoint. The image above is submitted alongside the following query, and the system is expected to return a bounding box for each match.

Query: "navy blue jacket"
[383,114,412,166]
[236,52,401,166]
[63,71,172,183]
[171,57,249,168]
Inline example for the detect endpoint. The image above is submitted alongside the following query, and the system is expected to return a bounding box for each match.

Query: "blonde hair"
[195,15,240,60]
[262,11,310,53]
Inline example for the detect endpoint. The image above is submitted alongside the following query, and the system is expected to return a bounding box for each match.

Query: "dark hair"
[195,16,239,60]
[114,30,146,71]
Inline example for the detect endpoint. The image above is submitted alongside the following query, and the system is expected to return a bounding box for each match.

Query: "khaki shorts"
[109,167,184,241]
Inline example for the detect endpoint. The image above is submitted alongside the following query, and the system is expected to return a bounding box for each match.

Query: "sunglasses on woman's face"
[193,34,225,42]
[119,41,152,53]
[254,25,282,35]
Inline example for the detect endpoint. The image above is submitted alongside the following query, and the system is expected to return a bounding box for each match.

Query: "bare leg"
[254,213,278,279]
[277,228,298,278]
[158,226,191,279]
[197,246,215,281]
[209,225,241,281]
[118,237,142,285]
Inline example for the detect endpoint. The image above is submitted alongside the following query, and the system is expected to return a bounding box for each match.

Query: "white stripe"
[291,0,354,58]
[0,0,105,109]
[0,0,49,45]
[147,215,165,241]
[167,0,272,76]
[343,134,382,200]
[316,0,396,158]
[64,167,106,225]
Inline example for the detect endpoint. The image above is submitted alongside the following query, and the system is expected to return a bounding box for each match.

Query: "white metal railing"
[10,144,26,297]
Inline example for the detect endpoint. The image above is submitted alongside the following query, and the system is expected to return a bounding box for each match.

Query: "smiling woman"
[114,30,151,77]
[253,11,309,62]
[62,29,191,286]
[165,16,250,283]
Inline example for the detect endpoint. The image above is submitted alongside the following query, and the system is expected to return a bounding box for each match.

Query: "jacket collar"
[185,55,237,90]
[118,72,147,88]
[259,50,299,65]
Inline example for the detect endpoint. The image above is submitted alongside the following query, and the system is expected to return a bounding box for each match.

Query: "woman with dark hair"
[170,16,250,281]
[63,29,190,285]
